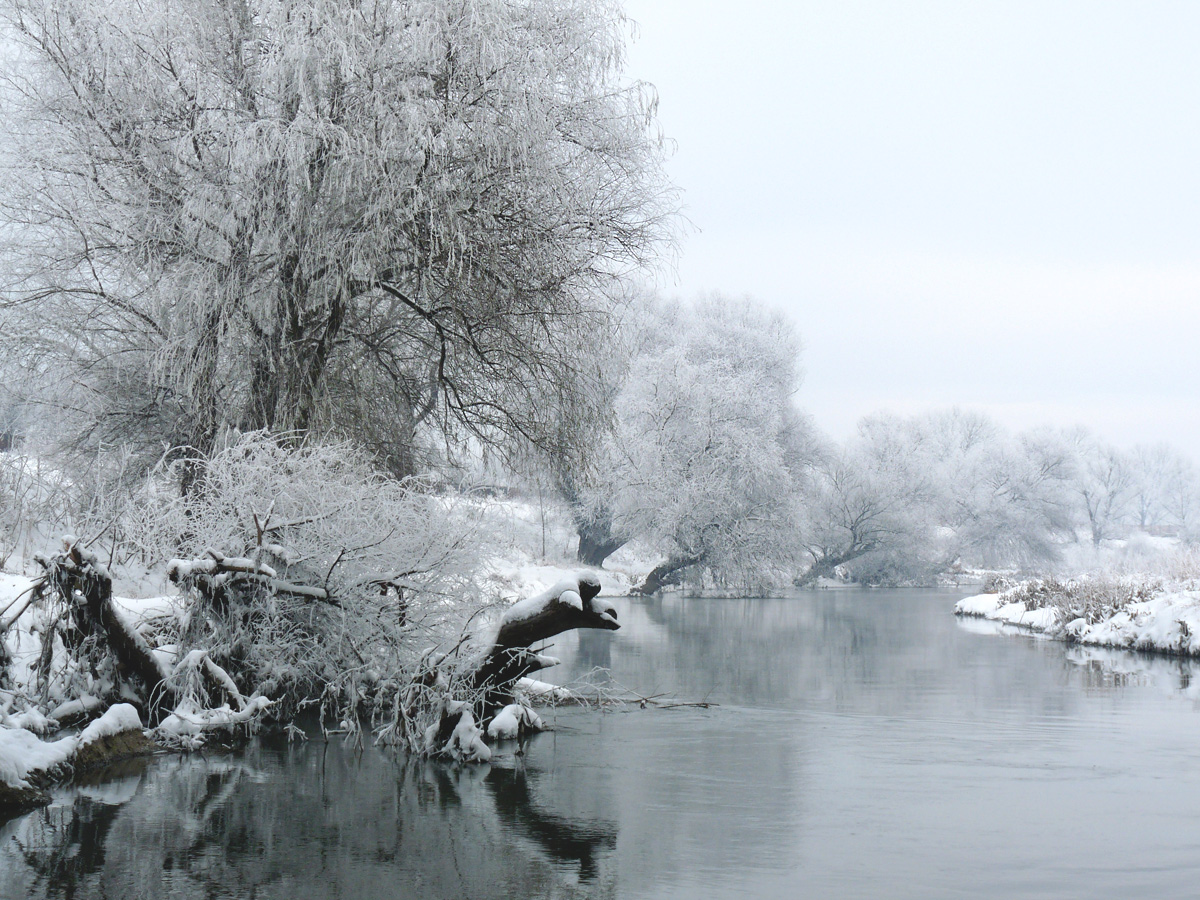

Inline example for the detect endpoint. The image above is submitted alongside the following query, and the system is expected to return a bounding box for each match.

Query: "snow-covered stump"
[0,703,152,814]
[427,574,619,762]
[36,540,173,718]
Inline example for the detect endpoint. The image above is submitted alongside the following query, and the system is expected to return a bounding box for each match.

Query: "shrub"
[118,431,494,732]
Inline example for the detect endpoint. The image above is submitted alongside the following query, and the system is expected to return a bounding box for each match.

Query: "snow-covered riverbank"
[956,580,1200,657]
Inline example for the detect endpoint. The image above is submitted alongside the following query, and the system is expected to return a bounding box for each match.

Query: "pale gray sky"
[624,0,1200,453]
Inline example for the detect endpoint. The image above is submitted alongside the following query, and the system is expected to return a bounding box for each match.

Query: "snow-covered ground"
[463,494,659,600]
[956,585,1200,657]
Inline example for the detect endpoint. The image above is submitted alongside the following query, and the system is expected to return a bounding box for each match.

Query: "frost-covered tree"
[1067,431,1135,548]
[1125,442,1200,536]
[0,0,674,479]
[900,412,1074,570]
[1161,456,1200,544]
[798,412,1079,584]
[587,296,811,594]
[797,413,941,584]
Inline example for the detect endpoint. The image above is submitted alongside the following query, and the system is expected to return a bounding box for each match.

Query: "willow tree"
[572,296,813,594]
[0,0,674,478]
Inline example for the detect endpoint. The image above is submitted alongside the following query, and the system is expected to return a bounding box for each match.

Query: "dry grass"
[1000,574,1168,625]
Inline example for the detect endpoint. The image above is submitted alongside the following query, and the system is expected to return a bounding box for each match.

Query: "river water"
[4,588,1200,899]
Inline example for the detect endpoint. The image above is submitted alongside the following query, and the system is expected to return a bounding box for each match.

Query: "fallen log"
[167,550,338,607]
[427,573,619,761]
[0,703,152,816]
[470,572,619,709]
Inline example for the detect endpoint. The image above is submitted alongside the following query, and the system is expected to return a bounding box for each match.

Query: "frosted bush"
[0,452,74,568]
[119,432,496,729]
[999,575,1164,625]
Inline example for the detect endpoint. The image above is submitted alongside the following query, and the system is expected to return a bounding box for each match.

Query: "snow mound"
[0,703,143,790]
[487,703,544,740]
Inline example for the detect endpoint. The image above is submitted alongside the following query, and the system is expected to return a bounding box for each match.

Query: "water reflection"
[6,590,1200,899]
[0,742,620,900]
[484,765,616,880]
[954,611,1200,698]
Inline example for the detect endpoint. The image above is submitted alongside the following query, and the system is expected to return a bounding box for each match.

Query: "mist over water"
[5,589,1200,900]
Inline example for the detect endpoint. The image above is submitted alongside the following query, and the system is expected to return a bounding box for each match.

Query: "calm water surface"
[4,588,1200,899]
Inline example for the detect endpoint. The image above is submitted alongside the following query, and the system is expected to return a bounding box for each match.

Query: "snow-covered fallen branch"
[468,572,619,711]
[167,550,337,606]
[155,695,273,750]
[413,573,621,764]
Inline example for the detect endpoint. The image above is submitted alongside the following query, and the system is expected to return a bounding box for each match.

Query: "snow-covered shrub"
[119,432,495,732]
[0,453,74,569]
[998,575,1164,625]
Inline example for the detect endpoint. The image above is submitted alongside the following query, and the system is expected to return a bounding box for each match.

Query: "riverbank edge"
[0,706,155,818]
[955,587,1200,659]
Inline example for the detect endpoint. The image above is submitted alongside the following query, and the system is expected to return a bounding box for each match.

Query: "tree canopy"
[0,0,675,477]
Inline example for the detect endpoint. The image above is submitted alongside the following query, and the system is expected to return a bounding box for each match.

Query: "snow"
[77,703,143,746]
[4,707,54,734]
[956,588,1200,656]
[515,677,579,702]
[47,695,104,723]
[443,708,491,763]
[501,576,587,626]
[472,496,653,599]
[0,703,143,790]
[955,593,1005,617]
[1062,592,1200,655]
[0,728,74,789]
[487,703,543,740]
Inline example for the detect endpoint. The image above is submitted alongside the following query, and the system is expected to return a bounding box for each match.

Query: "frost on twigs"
[127,432,489,736]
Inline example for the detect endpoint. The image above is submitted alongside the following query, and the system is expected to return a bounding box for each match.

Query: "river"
[4,588,1200,899]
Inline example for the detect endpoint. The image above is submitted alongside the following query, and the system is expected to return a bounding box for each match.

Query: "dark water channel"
[5,588,1200,899]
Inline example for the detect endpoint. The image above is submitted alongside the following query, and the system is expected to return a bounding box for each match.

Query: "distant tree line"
[533,300,1200,591]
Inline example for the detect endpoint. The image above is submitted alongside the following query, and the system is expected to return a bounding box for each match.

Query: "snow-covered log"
[0,703,151,813]
[421,573,618,762]
[470,573,619,712]
[167,550,336,607]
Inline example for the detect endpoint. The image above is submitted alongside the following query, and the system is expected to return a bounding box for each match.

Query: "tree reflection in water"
[484,764,617,881]
[0,738,619,900]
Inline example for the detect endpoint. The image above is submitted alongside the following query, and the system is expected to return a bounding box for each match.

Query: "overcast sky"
[622,0,1200,453]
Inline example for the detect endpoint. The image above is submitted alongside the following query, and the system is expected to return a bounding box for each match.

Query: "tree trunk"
[469,573,619,714]
[426,573,621,758]
[40,542,175,719]
[630,555,700,596]
[575,514,627,568]
[794,547,871,587]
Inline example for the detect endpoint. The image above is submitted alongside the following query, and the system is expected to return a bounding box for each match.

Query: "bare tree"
[0,0,675,480]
